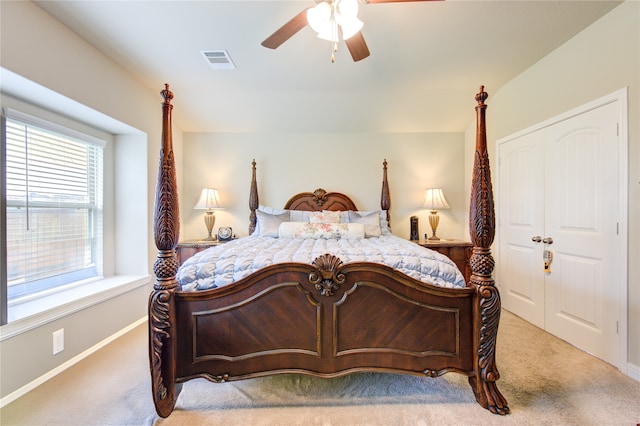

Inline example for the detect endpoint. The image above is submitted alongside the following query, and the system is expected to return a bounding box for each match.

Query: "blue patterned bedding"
[177,234,465,292]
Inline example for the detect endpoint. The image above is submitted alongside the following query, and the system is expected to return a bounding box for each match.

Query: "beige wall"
[0,1,175,399]
[181,132,467,242]
[467,1,640,368]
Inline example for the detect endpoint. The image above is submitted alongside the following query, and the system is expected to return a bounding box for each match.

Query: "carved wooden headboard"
[248,159,390,235]
[284,188,357,211]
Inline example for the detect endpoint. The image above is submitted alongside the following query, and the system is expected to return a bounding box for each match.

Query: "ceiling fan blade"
[261,8,310,49]
[345,31,370,62]
[364,0,443,3]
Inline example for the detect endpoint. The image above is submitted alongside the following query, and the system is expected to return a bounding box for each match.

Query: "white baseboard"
[0,316,147,409]
[628,362,640,382]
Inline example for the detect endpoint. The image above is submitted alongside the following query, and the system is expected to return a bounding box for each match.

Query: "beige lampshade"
[194,188,222,210]
[423,188,450,210]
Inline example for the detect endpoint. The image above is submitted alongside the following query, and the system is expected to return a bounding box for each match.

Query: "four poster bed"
[149,85,509,417]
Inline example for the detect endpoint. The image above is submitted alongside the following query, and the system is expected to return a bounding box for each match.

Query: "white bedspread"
[177,234,466,291]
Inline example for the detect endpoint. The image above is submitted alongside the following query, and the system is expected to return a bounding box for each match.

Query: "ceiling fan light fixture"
[317,28,339,43]
[307,2,332,33]
[303,0,366,62]
[308,0,362,42]
[337,0,359,17]
[337,16,363,40]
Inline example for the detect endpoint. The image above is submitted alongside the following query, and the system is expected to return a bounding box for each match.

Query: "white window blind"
[4,110,104,300]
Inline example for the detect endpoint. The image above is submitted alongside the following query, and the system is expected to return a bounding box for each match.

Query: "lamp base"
[203,211,216,241]
[428,210,441,241]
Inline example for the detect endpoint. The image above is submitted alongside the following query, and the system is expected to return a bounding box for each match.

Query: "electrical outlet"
[52,328,64,355]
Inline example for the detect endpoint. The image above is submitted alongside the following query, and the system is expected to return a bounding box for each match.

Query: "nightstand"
[416,239,473,283]
[176,240,220,265]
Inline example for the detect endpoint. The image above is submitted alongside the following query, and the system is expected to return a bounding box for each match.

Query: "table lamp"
[423,188,450,241]
[194,188,222,241]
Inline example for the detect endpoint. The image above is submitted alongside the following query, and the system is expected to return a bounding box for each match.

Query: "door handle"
[543,237,554,245]
[532,236,542,243]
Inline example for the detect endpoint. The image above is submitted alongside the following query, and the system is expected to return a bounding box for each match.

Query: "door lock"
[544,249,553,273]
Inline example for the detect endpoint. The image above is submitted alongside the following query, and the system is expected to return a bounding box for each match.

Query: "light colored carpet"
[1,310,639,425]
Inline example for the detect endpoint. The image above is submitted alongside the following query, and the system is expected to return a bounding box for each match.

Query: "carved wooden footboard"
[174,258,477,382]
[148,85,509,417]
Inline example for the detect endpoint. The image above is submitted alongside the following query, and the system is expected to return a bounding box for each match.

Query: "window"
[0,82,148,330]
[3,109,104,302]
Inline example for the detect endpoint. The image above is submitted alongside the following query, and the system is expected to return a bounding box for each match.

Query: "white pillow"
[258,204,288,215]
[255,207,313,231]
[255,210,290,237]
[378,210,392,235]
[290,210,313,222]
[348,210,382,237]
[349,210,391,235]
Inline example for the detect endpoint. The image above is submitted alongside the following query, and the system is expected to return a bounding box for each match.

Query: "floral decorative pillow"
[309,211,341,224]
[279,222,365,239]
[324,210,349,223]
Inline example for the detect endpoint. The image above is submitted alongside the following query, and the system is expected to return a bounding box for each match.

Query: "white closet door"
[498,99,622,368]
[544,101,620,364]
[498,131,545,328]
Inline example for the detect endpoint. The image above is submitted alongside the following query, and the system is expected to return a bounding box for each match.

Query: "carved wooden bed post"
[149,84,182,418]
[249,159,258,235]
[381,159,391,227]
[468,86,509,415]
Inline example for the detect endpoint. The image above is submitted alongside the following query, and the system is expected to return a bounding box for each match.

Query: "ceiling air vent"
[201,50,236,70]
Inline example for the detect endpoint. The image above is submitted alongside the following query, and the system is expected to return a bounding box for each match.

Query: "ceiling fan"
[261,0,442,63]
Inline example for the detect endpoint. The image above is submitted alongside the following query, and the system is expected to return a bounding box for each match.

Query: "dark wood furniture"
[148,85,509,417]
[176,240,221,266]
[418,239,473,283]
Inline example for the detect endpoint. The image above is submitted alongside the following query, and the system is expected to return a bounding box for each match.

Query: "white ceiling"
[34,0,621,133]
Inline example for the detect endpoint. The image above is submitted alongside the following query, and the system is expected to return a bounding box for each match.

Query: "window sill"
[0,275,152,341]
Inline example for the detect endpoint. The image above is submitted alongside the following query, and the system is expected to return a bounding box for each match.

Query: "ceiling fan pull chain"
[331,1,338,63]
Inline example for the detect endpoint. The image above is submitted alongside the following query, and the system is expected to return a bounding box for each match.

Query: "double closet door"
[497,99,622,367]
